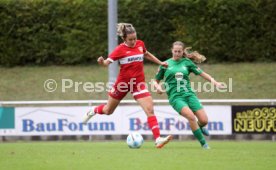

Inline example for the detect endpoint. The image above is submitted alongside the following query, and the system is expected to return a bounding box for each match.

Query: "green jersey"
[155,58,203,102]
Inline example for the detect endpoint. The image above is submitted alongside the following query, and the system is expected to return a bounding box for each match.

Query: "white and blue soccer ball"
[126,132,144,149]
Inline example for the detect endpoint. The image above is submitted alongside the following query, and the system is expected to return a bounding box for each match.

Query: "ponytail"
[117,23,136,39]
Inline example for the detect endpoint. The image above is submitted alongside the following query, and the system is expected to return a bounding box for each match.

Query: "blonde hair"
[184,47,207,63]
[172,41,206,63]
[117,23,136,39]
[172,41,185,49]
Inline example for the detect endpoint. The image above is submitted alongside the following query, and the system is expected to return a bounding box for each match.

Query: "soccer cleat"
[200,127,210,136]
[155,135,173,148]
[202,143,211,149]
[82,109,96,124]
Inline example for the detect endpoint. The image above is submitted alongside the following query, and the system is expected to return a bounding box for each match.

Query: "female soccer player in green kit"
[154,41,224,149]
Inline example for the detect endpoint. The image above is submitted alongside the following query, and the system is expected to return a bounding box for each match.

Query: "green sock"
[193,128,207,146]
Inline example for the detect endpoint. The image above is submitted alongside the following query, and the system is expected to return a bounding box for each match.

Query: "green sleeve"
[155,66,165,80]
[189,60,203,75]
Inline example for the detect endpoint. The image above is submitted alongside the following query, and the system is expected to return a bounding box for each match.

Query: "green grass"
[0,63,276,101]
[0,141,275,170]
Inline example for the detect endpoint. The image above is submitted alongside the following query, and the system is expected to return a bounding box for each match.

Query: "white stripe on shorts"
[151,125,159,130]
[132,89,149,96]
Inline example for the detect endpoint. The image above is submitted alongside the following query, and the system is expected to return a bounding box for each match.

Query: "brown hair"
[117,23,136,39]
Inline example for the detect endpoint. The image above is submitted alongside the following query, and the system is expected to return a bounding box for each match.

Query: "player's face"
[172,45,184,59]
[125,33,137,47]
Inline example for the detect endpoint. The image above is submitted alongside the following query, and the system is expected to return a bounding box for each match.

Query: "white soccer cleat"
[155,135,173,148]
[82,109,96,124]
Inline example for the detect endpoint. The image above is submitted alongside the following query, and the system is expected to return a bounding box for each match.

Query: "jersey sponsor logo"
[119,54,144,65]
[127,56,142,62]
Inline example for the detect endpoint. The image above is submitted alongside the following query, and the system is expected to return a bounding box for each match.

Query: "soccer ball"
[126,132,144,149]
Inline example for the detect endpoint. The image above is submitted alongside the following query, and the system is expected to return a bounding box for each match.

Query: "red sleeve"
[108,46,123,62]
[139,40,147,53]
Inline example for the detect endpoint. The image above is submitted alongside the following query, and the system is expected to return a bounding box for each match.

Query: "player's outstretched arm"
[199,72,224,88]
[97,56,112,67]
[144,51,168,67]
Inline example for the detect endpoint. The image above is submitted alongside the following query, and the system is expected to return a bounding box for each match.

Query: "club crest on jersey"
[138,46,143,53]
[175,72,184,80]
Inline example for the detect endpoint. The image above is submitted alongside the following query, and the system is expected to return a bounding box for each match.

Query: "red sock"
[147,116,160,139]
[94,104,105,114]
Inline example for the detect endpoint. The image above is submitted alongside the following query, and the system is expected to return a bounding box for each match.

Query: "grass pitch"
[1,63,276,101]
[0,141,275,170]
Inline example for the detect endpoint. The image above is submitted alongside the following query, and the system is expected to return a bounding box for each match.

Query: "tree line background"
[0,0,275,66]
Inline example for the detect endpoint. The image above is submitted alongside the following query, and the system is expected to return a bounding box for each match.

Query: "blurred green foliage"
[0,0,275,66]
[0,0,107,66]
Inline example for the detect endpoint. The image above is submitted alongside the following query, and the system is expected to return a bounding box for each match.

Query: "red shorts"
[108,79,151,100]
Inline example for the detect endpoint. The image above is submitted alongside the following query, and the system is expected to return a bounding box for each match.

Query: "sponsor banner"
[232,105,276,134]
[0,105,231,136]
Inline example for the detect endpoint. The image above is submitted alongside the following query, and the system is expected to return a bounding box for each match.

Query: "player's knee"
[199,118,208,126]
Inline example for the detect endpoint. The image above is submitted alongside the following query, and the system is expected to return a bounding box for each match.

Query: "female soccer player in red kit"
[83,23,172,148]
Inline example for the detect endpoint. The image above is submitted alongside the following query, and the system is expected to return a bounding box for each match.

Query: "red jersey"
[107,40,147,82]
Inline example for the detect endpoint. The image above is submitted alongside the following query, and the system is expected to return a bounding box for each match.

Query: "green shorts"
[169,95,203,114]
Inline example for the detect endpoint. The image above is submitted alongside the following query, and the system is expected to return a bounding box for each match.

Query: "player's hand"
[215,82,226,89]
[97,56,105,65]
[160,62,168,68]
[156,87,163,95]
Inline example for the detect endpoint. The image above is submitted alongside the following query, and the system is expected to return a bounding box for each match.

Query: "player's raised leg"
[194,109,210,136]
[83,96,120,123]
[136,96,172,148]
[181,107,210,149]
